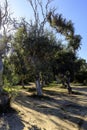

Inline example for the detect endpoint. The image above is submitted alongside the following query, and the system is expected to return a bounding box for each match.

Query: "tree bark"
[41,80,46,87]
[66,77,72,94]
[55,75,59,84]
[35,74,43,96]
[0,92,11,113]
[21,79,25,89]
[0,57,11,113]
[0,57,3,93]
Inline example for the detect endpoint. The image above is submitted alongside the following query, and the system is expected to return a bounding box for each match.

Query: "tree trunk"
[62,75,67,88]
[0,57,3,93]
[21,79,25,89]
[35,74,43,96]
[55,75,59,84]
[41,80,46,87]
[66,77,72,94]
[0,57,11,113]
[0,92,11,113]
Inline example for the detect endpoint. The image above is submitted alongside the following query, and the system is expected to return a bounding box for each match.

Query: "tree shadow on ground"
[73,86,87,96]
[0,107,24,130]
[15,87,87,130]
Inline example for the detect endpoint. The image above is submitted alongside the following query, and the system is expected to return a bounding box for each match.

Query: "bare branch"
[0,0,14,36]
[46,0,54,15]
[37,0,45,18]
[27,0,38,23]
[27,0,54,35]
[1,0,8,19]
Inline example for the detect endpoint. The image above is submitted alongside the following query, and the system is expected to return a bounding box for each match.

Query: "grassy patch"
[3,86,21,100]
[43,82,67,93]
[44,81,62,88]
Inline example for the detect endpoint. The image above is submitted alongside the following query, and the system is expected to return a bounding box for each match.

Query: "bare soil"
[0,84,87,130]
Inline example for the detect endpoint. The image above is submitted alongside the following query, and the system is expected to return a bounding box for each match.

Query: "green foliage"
[75,71,87,84]
[51,48,76,81]
[3,77,19,99]
[74,59,87,84]
[47,12,81,53]
[3,58,20,86]
[12,21,61,85]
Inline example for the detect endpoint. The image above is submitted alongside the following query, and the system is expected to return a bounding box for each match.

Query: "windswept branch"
[47,11,82,52]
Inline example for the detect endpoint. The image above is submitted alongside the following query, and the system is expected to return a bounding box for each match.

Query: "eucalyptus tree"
[23,0,56,96]
[47,11,82,93]
[0,0,14,112]
[0,0,13,92]
[12,15,61,96]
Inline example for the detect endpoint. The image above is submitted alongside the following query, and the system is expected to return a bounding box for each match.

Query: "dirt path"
[0,85,87,130]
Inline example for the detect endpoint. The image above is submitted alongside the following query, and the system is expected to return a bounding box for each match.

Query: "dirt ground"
[0,84,87,130]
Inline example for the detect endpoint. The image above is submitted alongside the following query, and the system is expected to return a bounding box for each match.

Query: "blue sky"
[8,0,87,61]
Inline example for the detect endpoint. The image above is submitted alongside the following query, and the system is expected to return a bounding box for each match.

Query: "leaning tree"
[47,11,82,93]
